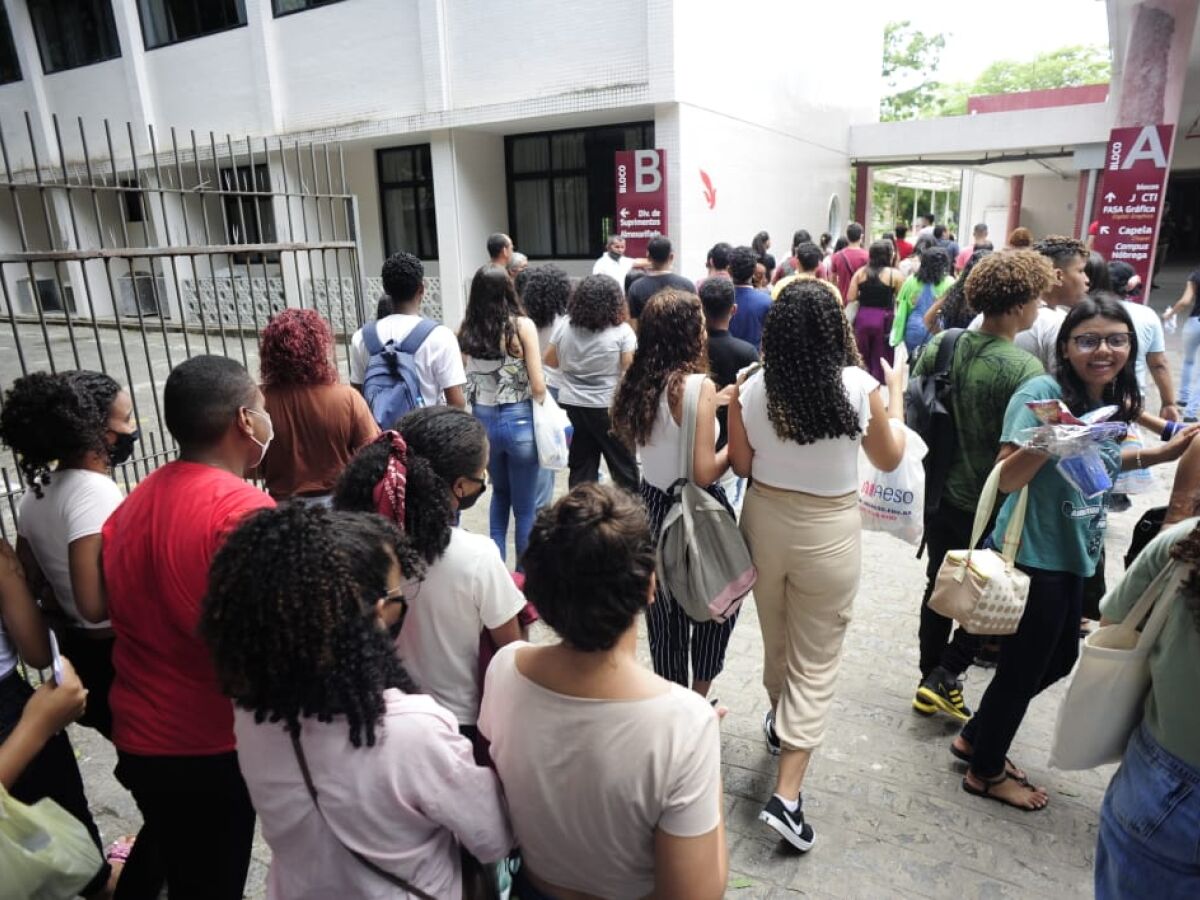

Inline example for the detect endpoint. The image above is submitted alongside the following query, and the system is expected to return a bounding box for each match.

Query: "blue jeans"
[1096,723,1200,898]
[473,400,540,563]
[1179,317,1200,417]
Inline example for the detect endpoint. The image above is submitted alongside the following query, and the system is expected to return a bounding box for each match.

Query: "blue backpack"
[361,318,439,429]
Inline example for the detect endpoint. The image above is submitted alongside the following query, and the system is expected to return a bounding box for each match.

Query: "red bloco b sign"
[1091,124,1175,297]
[615,149,668,258]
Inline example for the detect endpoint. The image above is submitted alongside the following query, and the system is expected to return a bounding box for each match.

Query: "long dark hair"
[1054,293,1142,421]
[458,265,523,359]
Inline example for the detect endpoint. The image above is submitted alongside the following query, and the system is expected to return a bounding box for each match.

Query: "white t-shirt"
[739,366,877,495]
[549,319,636,408]
[968,303,1065,373]
[18,469,123,630]
[478,643,722,900]
[638,380,719,492]
[536,314,566,389]
[592,253,634,283]
[234,690,513,900]
[349,314,466,407]
[1123,300,1166,390]
[395,528,525,725]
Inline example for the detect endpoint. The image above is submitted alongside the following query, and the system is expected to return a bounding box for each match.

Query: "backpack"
[904,328,963,535]
[657,374,757,623]
[361,318,439,429]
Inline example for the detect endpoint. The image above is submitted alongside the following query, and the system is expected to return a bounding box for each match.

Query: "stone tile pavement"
[62,269,1196,897]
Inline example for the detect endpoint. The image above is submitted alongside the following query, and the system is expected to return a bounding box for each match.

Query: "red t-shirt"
[102,461,275,756]
[894,239,914,261]
[830,247,869,299]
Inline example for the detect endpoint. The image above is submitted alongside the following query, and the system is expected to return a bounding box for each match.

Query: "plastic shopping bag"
[532,393,572,470]
[0,785,102,900]
[858,421,928,545]
[1112,424,1155,494]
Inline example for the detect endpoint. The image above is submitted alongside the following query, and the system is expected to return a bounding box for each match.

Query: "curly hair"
[760,280,862,445]
[333,407,486,563]
[458,265,523,359]
[1036,234,1088,270]
[0,370,121,496]
[568,274,626,332]
[381,251,424,304]
[1055,293,1142,422]
[964,249,1053,317]
[200,505,424,747]
[1007,226,1033,249]
[611,289,707,448]
[1084,251,1112,293]
[523,483,654,651]
[259,308,338,386]
[915,247,950,284]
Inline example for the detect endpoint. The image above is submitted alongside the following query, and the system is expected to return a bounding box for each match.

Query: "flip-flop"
[105,835,136,865]
[962,772,1047,812]
[949,742,1030,784]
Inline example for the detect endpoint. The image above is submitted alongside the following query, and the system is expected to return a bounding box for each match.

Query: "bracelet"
[1136,449,1145,470]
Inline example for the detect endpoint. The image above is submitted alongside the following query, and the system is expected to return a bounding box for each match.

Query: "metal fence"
[0,112,369,539]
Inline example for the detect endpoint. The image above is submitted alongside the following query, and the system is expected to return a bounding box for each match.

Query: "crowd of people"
[0,217,1197,899]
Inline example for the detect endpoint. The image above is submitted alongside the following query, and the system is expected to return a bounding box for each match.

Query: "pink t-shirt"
[234,690,513,899]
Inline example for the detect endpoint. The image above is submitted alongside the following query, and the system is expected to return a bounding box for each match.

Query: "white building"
[0,0,881,327]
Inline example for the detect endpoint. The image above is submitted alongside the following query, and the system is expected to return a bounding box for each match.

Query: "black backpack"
[904,328,964,542]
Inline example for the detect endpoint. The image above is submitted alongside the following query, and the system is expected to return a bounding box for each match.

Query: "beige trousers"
[740,481,861,751]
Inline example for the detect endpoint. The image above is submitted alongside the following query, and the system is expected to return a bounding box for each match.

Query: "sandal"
[105,835,136,866]
[949,741,1030,785]
[962,771,1047,811]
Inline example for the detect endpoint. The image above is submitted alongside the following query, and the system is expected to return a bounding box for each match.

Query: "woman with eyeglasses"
[201,503,512,899]
[334,406,526,757]
[955,294,1197,812]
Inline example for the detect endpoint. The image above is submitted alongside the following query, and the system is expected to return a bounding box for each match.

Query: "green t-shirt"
[912,330,1043,515]
[991,375,1121,578]
[1100,518,1200,769]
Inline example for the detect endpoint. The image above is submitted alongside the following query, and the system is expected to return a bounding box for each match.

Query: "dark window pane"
[379,149,415,183]
[29,0,122,74]
[383,188,419,257]
[220,164,278,262]
[378,145,437,260]
[417,186,438,259]
[553,177,588,255]
[137,0,246,50]
[513,180,552,257]
[551,133,585,170]
[511,137,549,175]
[0,7,21,84]
[273,0,348,16]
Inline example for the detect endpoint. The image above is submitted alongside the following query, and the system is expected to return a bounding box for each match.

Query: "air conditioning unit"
[16,277,75,315]
[117,273,168,317]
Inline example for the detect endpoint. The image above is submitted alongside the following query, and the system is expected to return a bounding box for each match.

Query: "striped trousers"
[639,479,740,687]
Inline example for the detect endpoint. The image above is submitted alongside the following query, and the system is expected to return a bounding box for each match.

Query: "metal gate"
[0,112,367,539]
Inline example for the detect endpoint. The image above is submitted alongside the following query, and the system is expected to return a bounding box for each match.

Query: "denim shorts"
[1095,723,1200,898]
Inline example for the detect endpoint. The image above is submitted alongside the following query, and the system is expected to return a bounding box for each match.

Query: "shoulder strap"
[362,321,384,356]
[676,374,705,484]
[399,318,439,354]
[933,328,964,374]
[289,730,438,900]
[1114,561,1187,646]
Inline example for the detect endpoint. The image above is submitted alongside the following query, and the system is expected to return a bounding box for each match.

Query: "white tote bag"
[858,421,927,546]
[532,392,571,470]
[1048,562,1185,771]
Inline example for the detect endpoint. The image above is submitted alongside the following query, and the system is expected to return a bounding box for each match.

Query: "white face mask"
[244,407,274,466]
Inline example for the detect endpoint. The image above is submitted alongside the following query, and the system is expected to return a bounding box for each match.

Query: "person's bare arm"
[0,658,87,789]
[68,535,108,624]
[1167,281,1195,319]
[443,384,467,409]
[650,788,727,900]
[0,539,51,668]
[1146,351,1179,420]
[846,269,864,304]
[619,349,635,372]
[860,361,907,472]
[727,386,753,479]
[1121,424,1199,473]
[1165,438,1200,525]
[518,318,547,402]
[486,615,523,648]
[543,343,560,370]
[689,379,729,485]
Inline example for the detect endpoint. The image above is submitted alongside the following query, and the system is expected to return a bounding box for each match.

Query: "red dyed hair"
[259,308,338,385]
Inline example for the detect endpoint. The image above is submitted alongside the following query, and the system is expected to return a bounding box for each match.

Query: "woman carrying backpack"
[458,265,547,562]
[892,246,954,354]
[611,290,737,697]
[728,279,907,850]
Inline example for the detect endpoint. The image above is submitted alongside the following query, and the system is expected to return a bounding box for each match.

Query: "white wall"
[1021,173,1079,239]
[961,171,1011,243]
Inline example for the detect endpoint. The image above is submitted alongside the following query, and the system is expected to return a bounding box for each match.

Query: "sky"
[895,0,1111,85]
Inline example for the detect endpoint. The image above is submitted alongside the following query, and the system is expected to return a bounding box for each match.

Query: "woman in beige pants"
[728,279,906,851]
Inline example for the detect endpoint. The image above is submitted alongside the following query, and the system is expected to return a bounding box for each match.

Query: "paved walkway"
[62,268,1195,897]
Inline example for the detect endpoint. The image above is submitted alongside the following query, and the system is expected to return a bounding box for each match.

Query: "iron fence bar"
[190,129,229,359]
[325,144,352,376]
[246,136,273,328]
[169,126,211,354]
[0,174,354,204]
[127,120,175,374]
[0,240,351,264]
[214,133,249,368]
[276,137,306,317]
[306,141,336,345]
[148,124,192,359]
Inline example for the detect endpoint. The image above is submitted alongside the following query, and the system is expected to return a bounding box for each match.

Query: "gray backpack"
[657,374,757,623]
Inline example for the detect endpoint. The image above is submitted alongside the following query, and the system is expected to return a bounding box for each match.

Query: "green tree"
[880,20,948,122]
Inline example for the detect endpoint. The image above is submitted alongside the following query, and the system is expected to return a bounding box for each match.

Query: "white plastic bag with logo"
[858,421,928,545]
[532,393,572,470]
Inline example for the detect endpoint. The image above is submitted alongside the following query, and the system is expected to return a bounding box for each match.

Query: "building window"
[220,164,278,263]
[0,8,21,85]
[378,145,438,261]
[506,122,654,259]
[136,0,246,50]
[272,0,348,16]
[28,0,121,75]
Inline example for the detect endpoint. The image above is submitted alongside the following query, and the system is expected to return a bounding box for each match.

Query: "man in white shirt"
[350,252,466,408]
[592,235,635,282]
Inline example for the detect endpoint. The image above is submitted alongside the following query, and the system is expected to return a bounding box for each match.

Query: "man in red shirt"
[102,354,275,899]
[893,223,914,262]
[827,222,869,299]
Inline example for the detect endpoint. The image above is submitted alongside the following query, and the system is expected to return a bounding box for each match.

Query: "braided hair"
[0,370,122,496]
[200,504,424,747]
[761,280,863,445]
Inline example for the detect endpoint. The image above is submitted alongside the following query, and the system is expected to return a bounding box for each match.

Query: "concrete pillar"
[1006,175,1024,238]
[853,164,870,230]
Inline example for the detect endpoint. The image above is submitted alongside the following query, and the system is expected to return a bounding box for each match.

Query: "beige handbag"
[928,463,1030,635]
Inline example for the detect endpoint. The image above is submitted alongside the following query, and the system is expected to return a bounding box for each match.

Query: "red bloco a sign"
[1091,124,1175,298]
[615,149,668,258]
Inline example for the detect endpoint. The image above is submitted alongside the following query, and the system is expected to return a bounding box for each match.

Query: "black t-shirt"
[1190,270,1200,317]
[707,329,759,450]
[627,273,695,319]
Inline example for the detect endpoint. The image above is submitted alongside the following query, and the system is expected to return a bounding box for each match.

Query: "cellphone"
[48,630,64,685]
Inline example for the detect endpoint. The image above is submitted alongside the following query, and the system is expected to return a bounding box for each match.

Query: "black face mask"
[456,484,486,511]
[108,428,140,466]
[387,617,405,641]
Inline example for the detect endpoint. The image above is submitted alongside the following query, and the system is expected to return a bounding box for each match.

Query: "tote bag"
[1049,562,1185,770]
[532,393,571,471]
[0,786,102,900]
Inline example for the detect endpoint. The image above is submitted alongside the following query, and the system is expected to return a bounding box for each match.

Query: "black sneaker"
[915,667,972,722]
[762,709,781,756]
[759,794,815,852]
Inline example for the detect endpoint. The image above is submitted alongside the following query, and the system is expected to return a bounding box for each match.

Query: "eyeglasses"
[462,474,488,489]
[378,585,409,630]
[1070,332,1133,352]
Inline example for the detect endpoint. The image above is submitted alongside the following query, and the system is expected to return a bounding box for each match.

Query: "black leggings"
[918,503,984,679]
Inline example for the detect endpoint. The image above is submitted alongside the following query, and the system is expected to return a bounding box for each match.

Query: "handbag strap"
[673,373,705,489]
[289,730,438,900]
[1113,561,1188,646]
[966,463,1029,569]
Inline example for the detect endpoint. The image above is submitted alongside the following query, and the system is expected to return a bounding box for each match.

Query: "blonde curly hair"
[964,250,1054,316]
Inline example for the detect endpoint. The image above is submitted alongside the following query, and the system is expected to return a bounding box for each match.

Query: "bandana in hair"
[371,430,408,530]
